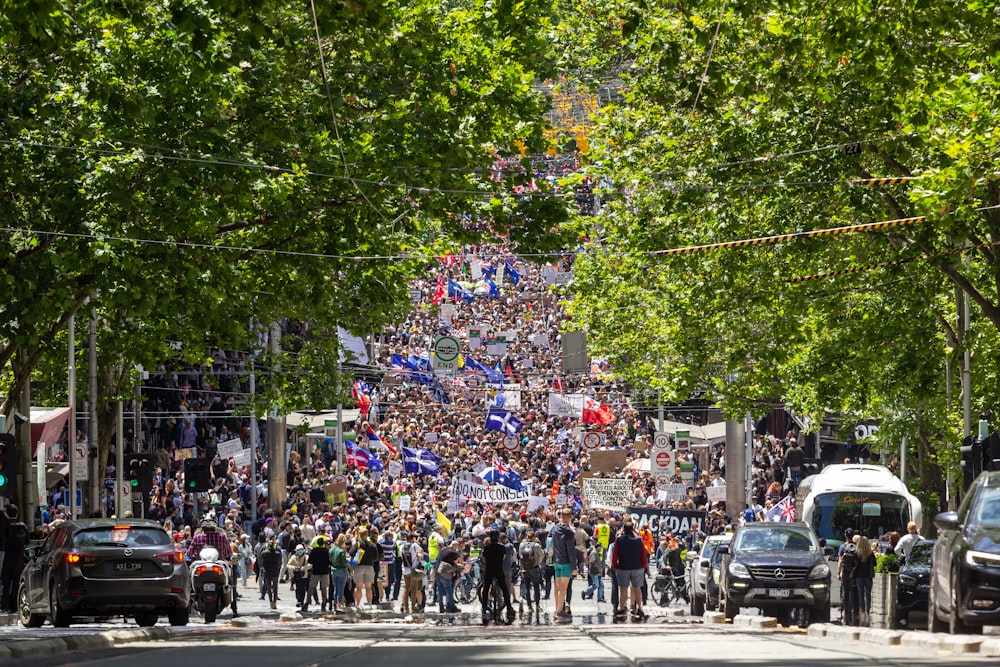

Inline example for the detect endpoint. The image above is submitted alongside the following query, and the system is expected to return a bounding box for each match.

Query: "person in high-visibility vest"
[594,516,611,550]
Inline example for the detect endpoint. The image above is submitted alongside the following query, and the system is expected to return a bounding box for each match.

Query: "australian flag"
[485,277,501,297]
[481,457,525,491]
[503,262,520,285]
[464,355,505,383]
[484,408,524,437]
[447,279,476,303]
[402,447,441,477]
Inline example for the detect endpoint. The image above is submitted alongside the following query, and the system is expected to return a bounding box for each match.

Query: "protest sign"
[626,506,709,542]
[582,478,632,511]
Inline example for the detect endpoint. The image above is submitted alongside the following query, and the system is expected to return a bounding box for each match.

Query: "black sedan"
[929,471,1000,634]
[896,539,934,627]
[18,518,190,628]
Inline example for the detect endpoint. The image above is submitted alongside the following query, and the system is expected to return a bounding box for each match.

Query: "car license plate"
[769,588,791,598]
[202,583,216,592]
[114,561,142,571]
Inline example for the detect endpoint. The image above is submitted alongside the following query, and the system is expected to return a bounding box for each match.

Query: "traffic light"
[183,457,212,492]
[985,433,1000,473]
[960,435,981,491]
[0,433,16,496]
[125,454,155,495]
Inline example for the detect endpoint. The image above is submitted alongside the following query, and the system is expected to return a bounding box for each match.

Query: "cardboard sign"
[589,448,627,473]
[324,481,348,506]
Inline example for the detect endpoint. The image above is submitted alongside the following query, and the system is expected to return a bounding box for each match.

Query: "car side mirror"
[934,511,961,532]
[700,560,710,569]
[717,544,729,555]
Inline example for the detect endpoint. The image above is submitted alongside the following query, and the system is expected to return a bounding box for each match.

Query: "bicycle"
[652,566,688,607]
[478,577,512,625]
[454,561,477,605]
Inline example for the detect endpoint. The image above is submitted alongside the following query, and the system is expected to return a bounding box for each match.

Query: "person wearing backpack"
[582,542,606,602]
[837,529,860,626]
[518,531,544,611]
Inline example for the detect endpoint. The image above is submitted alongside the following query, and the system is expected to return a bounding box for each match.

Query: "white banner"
[707,485,727,503]
[547,393,584,419]
[218,438,245,459]
[451,477,531,504]
[232,449,252,467]
[528,495,549,513]
[581,478,632,511]
[658,483,688,502]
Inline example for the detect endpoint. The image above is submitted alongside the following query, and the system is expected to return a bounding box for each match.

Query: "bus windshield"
[809,491,910,547]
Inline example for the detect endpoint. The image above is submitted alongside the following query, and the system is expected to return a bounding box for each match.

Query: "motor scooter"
[189,546,236,623]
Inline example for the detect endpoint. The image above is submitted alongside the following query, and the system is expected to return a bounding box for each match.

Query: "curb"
[1,625,180,661]
[807,623,1000,655]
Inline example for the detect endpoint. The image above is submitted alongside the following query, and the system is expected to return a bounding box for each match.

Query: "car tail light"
[65,552,98,566]
[156,550,185,565]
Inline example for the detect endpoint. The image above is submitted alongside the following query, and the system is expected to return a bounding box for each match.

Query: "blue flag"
[485,277,500,297]
[481,457,525,491]
[402,446,441,476]
[464,355,505,383]
[447,279,476,303]
[504,262,520,285]
[485,408,524,437]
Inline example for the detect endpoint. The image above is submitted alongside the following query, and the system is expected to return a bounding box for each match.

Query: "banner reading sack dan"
[626,506,709,542]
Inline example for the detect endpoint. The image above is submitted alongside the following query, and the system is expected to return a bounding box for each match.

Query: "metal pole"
[336,328,343,474]
[89,304,101,516]
[744,413,754,508]
[250,369,258,526]
[68,315,77,520]
[116,400,124,516]
[900,436,907,484]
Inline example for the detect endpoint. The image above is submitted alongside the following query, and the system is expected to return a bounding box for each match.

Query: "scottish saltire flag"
[402,446,441,476]
[485,408,524,437]
[365,424,398,455]
[447,279,475,303]
[481,457,525,491]
[504,262,520,285]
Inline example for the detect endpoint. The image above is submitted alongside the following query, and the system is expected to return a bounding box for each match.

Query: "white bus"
[794,464,922,549]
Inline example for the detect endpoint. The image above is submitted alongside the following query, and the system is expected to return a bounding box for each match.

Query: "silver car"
[688,533,731,615]
[18,518,190,628]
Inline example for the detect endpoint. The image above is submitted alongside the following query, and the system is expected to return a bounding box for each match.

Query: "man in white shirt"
[895,521,923,563]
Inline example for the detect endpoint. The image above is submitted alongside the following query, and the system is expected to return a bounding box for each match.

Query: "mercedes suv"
[718,521,831,626]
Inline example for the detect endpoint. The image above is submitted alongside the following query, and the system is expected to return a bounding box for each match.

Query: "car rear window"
[73,526,172,548]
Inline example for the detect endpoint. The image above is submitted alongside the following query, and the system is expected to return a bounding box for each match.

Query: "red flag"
[583,397,615,426]
[431,276,444,304]
[352,381,372,417]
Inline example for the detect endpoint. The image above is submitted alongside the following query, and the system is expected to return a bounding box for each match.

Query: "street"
[4,620,1000,667]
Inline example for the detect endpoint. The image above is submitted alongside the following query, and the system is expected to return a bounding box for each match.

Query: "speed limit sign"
[582,432,601,450]
[503,435,520,451]
[331,474,348,485]
[653,432,670,450]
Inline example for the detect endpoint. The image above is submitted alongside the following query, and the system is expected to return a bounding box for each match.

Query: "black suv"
[929,471,1000,634]
[719,521,831,625]
[18,518,189,628]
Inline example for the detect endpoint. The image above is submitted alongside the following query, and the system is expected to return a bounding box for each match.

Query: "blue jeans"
[331,568,349,608]
[855,576,873,621]
[521,568,542,606]
[435,574,455,609]
[583,572,605,601]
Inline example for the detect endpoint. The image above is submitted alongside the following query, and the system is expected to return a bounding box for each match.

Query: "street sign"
[654,476,672,491]
[652,447,674,477]
[653,432,670,450]
[73,443,89,481]
[331,474,348,485]
[432,335,461,372]
[582,432,602,451]
[502,435,520,451]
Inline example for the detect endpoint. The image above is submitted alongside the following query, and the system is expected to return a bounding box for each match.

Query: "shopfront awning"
[31,406,71,458]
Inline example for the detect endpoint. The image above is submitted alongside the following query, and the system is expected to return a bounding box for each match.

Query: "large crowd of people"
[10,244,807,620]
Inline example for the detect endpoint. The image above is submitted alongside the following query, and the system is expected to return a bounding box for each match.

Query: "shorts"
[615,568,645,588]
[553,562,574,578]
[353,564,375,584]
[309,573,330,589]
